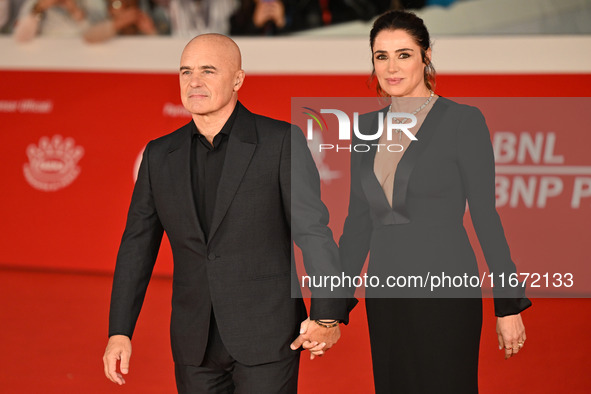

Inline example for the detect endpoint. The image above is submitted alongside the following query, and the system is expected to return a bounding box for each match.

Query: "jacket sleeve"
[280,124,353,323]
[457,106,532,317]
[108,141,164,338]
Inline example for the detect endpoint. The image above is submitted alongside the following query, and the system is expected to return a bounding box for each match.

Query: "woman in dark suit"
[338,10,531,393]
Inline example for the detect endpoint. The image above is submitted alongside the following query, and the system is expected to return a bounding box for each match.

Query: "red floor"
[0,268,589,393]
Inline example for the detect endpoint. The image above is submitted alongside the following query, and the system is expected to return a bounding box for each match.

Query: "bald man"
[102,34,351,393]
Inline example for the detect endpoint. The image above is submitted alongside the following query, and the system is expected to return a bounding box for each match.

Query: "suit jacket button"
[208,253,216,261]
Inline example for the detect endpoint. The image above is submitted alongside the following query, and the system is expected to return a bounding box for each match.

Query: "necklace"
[389,90,435,142]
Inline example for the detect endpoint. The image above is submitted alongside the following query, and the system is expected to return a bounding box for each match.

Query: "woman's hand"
[496,313,526,359]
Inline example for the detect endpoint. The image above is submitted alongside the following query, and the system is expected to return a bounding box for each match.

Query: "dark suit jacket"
[109,102,348,366]
[339,97,531,315]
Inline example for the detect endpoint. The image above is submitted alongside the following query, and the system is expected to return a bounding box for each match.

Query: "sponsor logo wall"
[1,70,589,292]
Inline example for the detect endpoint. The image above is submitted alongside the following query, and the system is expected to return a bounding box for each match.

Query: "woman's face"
[372,29,431,97]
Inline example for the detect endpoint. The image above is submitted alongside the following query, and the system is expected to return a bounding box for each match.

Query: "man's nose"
[189,74,203,87]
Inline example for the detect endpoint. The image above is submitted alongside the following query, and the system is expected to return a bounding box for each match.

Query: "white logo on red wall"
[23,135,84,191]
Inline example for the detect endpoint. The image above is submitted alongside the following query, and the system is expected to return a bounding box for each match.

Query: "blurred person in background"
[228,0,419,34]
[1,0,27,33]
[83,0,159,43]
[147,0,170,34]
[326,0,455,26]
[230,0,323,35]
[12,0,107,41]
[169,0,237,38]
[327,0,390,25]
[0,0,9,31]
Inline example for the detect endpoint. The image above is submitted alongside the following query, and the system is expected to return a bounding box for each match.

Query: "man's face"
[179,37,244,117]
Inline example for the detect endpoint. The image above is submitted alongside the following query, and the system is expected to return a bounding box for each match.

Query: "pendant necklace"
[389,90,435,142]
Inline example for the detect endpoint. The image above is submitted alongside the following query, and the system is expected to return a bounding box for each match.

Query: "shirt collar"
[191,102,239,139]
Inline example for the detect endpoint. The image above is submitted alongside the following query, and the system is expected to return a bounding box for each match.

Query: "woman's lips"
[386,78,403,85]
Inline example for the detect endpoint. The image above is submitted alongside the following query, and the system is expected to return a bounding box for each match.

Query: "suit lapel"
[390,97,448,223]
[208,103,257,241]
[166,122,206,243]
[358,98,448,225]
[359,107,398,224]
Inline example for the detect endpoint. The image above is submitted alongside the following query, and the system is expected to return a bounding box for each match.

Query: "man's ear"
[233,70,246,92]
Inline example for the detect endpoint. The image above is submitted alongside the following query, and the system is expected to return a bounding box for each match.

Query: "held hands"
[496,313,526,360]
[290,318,341,360]
[103,335,132,385]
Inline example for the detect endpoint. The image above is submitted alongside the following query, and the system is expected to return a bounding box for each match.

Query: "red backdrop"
[1,71,590,297]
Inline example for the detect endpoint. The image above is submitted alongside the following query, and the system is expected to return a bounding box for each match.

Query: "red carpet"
[0,268,588,393]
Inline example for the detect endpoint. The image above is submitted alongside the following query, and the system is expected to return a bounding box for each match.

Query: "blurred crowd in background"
[0,0,460,42]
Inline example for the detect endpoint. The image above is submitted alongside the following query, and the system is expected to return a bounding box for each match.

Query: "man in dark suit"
[102,34,349,393]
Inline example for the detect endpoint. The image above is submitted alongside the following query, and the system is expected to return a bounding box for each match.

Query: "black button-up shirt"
[190,105,239,241]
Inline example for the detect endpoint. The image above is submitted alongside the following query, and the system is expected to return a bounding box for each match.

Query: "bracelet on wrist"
[314,319,339,328]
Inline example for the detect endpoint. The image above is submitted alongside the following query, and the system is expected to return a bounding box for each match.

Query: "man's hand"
[290,318,341,360]
[103,335,132,385]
